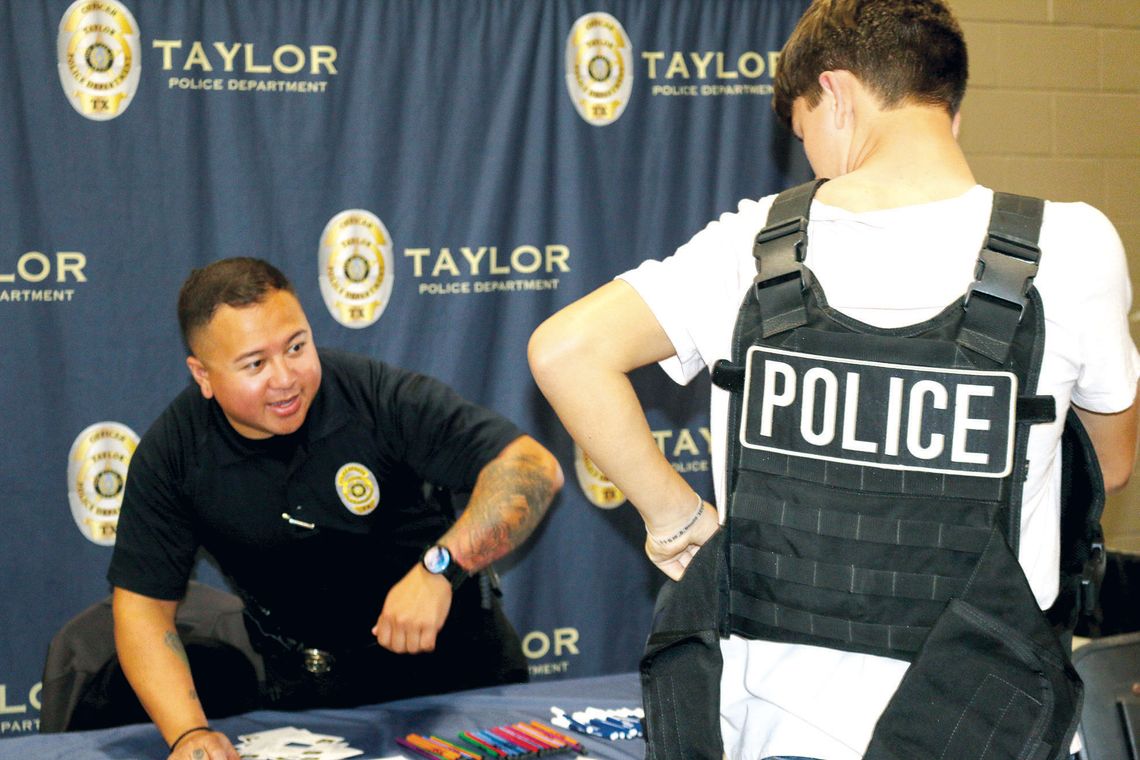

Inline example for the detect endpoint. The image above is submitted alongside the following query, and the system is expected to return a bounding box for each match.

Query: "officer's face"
[186,289,322,439]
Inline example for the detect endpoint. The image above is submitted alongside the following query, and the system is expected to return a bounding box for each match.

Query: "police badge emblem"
[318,210,394,329]
[57,0,141,121]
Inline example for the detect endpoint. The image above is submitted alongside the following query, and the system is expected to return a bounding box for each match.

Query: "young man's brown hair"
[772,0,968,128]
[177,257,295,354]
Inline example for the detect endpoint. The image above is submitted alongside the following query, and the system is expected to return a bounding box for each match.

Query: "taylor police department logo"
[57,0,141,121]
[565,12,633,126]
[741,347,1018,477]
[319,210,394,329]
[574,444,626,509]
[335,463,379,515]
[68,421,139,545]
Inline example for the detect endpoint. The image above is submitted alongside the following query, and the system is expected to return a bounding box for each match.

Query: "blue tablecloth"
[0,673,644,760]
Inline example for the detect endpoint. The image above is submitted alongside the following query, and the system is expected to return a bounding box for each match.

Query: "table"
[0,673,645,760]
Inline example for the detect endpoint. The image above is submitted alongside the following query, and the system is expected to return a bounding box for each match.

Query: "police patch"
[334,462,379,515]
[740,346,1018,477]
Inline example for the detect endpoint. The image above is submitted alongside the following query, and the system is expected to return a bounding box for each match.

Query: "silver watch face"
[423,545,451,574]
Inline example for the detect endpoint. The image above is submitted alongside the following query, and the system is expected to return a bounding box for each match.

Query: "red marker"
[529,721,587,753]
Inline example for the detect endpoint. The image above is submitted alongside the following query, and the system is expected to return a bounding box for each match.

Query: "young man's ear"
[186,355,215,399]
[817,70,854,131]
[951,110,962,139]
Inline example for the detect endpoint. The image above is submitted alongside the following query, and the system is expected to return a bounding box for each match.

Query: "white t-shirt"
[620,185,1140,760]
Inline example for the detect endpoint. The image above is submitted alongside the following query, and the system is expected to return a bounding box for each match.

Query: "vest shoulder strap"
[958,192,1045,363]
[751,185,1048,362]
[750,179,826,338]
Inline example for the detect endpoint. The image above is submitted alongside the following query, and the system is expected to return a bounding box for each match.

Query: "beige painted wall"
[947,0,1140,552]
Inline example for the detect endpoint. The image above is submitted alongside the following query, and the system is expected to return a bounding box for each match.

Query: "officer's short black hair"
[177,257,295,355]
[772,0,968,129]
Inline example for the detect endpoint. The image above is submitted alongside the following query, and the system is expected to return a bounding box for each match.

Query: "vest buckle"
[963,232,1040,320]
[752,216,808,291]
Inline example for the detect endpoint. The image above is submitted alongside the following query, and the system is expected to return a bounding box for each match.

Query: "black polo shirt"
[108,348,521,650]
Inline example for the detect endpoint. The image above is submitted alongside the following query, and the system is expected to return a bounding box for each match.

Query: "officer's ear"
[186,355,215,399]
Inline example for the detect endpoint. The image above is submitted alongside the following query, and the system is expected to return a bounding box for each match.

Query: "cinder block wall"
[948,0,1140,554]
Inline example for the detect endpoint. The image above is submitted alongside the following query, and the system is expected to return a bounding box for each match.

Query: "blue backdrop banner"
[0,0,810,736]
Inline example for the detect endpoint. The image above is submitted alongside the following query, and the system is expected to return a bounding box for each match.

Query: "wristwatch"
[420,544,469,589]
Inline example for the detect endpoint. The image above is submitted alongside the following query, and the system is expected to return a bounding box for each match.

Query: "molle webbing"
[730,591,931,654]
[734,496,992,555]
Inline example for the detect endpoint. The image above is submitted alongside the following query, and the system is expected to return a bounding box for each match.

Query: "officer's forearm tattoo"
[164,630,189,667]
[451,448,556,568]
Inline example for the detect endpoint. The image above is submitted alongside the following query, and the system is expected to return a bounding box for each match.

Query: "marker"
[510,723,564,749]
[573,709,630,740]
[550,708,595,735]
[528,721,584,749]
[459,732,503,756]
[428,735,485,760]
[473,729,523,756]
[489,726,542,753]
[395,736,447,760]
[458,732,503,757]
[407,734,461,760]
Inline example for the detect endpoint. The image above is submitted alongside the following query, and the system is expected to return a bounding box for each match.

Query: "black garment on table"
[108,348,524,698]
[40,582,260,733]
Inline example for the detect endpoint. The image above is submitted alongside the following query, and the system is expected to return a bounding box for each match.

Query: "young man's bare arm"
[528,280,720,579]
[112,587,239,760]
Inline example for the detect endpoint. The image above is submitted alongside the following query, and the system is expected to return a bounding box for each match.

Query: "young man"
[529,1,1138,758]
[109,257,562,760]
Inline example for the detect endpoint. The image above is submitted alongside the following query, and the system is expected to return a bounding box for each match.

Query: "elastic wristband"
[169,725,210,751]
[647,493,705,545]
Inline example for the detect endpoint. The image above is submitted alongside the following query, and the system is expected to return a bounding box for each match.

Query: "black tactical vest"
[641,181,1094,760]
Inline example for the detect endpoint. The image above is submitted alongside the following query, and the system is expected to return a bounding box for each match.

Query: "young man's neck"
[817,104,976,213]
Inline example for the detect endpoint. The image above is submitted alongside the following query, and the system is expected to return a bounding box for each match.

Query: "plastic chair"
[1073,631,1140,760]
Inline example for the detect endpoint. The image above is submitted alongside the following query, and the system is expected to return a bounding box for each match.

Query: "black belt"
[243,570,504,676]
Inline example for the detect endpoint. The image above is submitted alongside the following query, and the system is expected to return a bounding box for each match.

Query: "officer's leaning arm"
[441,434,563,571]
[111,587,241,760]
[372,435,563,654]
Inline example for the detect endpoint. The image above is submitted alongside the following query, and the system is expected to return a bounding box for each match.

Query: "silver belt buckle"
[302,648,334,675]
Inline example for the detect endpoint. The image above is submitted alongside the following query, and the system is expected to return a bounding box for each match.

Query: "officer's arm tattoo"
[163,631,200,703]
[447,441,559,569]
[164,630,189,667]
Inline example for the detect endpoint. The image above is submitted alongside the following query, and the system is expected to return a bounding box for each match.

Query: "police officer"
[528,1,1138,759]
[110,257,563,760]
